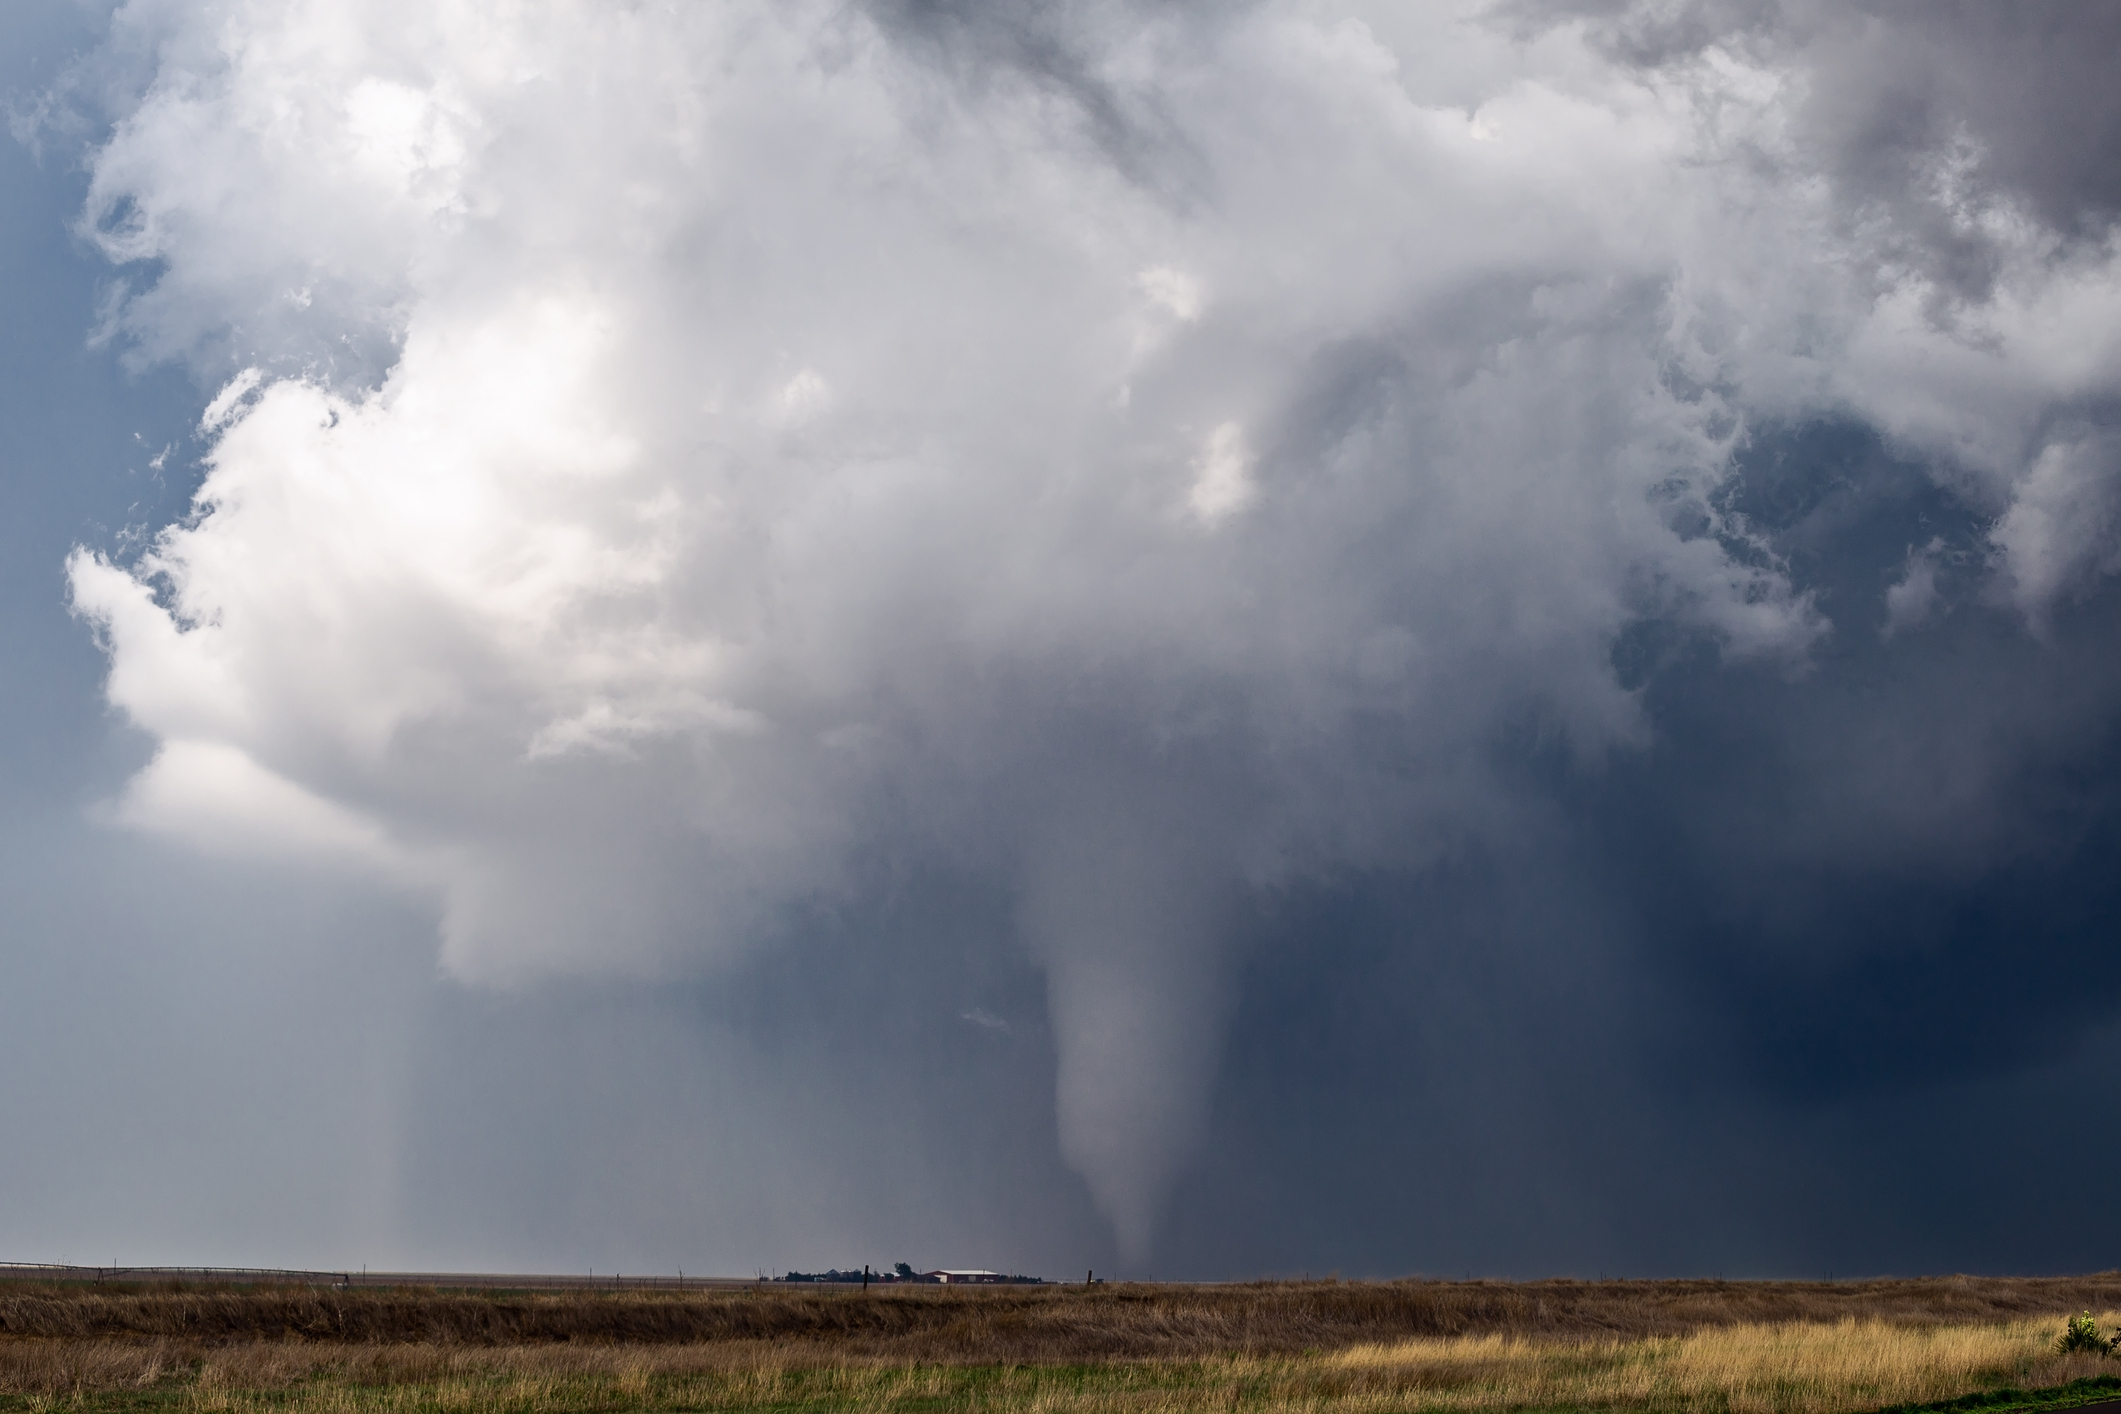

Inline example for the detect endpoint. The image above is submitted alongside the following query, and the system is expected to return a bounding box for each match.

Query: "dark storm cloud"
[1145,400,2121,1275]
[6,0,2121,1281]
[1503,412,2121,1111]
[1518,0,2121,297]
[1804,3,2121,239]
[1142,485,2121,1277]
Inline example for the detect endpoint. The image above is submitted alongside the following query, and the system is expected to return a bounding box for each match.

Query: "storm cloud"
[6,0,2121,1274]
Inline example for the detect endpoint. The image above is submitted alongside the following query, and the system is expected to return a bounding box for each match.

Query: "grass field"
[5,1277,2121,1414]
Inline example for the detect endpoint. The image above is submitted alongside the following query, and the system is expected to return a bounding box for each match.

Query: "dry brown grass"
[4,1320,2116,1412]
[7,1274,2121,1358]
[4,1277,2121,1412]
[1317,1316,2121,1414]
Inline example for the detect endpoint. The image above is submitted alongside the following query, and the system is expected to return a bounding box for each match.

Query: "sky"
[3,0,2121,1281]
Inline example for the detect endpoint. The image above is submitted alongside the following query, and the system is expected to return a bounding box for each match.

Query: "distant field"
[6,1276,2121,1413]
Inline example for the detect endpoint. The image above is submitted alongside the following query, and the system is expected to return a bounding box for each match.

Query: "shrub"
[2056,1312,2114,1355]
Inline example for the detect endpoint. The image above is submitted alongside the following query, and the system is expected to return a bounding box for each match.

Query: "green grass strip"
[1875,1374,2121,1414]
